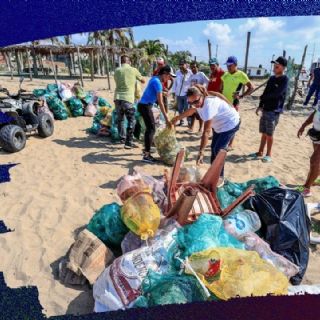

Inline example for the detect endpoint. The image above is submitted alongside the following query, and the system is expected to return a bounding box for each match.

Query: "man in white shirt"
[172,59,193,126]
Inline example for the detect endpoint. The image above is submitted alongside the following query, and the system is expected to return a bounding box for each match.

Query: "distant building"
[246,65,268,78]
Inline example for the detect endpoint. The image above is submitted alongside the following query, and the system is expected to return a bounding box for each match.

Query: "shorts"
[259,111,280,136]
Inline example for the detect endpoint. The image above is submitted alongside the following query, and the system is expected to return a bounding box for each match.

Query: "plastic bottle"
[223,210,261,238]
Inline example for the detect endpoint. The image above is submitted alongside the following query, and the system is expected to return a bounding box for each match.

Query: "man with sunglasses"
[172,59,193,126]
[249,56,288,163]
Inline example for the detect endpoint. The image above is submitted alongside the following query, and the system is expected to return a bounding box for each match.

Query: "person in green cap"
[207,57,224,93]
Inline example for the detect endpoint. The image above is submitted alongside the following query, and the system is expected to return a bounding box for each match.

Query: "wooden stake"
[243,32,251,74]
[207,39,212,60]
[104,46,111,90]
[25,49,32,81]
[90,49,94,81]
[5,52,13,79]
[215,45,218,58]
[49,49,58,85]
[14,50,21,75]
[77,46,84,87]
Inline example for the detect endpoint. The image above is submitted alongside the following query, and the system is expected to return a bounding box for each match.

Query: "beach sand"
[0,75,319,316]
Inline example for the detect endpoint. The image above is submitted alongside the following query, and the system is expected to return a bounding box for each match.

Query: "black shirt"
[259,75,288,112]
[313,67,320,86]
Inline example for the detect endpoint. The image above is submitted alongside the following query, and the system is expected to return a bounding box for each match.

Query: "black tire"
[0,125,26,153]
[37,113,54,138]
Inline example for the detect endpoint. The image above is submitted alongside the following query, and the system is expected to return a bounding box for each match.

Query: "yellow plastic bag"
[185,247,288,300]
[121,191,161,240]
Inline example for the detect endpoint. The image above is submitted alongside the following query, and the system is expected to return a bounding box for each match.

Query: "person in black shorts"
[249,56,288,163]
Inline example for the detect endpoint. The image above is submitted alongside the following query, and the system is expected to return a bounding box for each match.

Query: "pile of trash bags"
[33,82,111,120]
[58,167,311,313]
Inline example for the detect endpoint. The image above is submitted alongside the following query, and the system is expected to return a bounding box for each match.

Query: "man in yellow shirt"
[114,55,145,149]
[221,56,254,149]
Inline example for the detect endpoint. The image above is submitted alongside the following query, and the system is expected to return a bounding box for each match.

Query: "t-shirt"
[221,70,250,104]
[153,67,169,90]
[172,69,193,96]
[207,68,224,93]
[196,96,240,133]
[259,75,288,113]
[139,76,162,105]
[114,64,143,104]
[312,67,320,87]
[190,72,209,86]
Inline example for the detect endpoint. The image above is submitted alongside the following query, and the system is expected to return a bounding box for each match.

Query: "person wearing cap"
[114,55,145,149]
[303,65,320,107]
[172,59,193,126]
[138,65,176,163]
[189,61,209,133]
[207,57,224,93]
[153,57,173,113]
[248,56,288,163]
[221,56,254,149]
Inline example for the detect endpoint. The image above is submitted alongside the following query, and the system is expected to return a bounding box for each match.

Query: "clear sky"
[130,16,320,71]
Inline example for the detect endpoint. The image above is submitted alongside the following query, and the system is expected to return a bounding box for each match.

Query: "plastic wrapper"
[177,166,206,183]
[58,82,73,101]
[117,174,151,202]
[217,176,280,214]
[93,223,178,312]
[138,270,208,307]
[175,214,244,263]
[46,96,68,120]
[288,284,320,296]
[87,203,129,255]
[239,232,300,279]
[84,103,97,117]
[223,210,261,239]
[68,97,84,117]
[186,247,288,300]
[244,187,311,285]
[121,192,161,240]
[154,128,186,166]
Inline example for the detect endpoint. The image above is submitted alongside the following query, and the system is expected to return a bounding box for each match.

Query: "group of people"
[113,53,320,197]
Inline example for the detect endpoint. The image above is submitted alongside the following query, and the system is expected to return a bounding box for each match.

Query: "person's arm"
[197,120,212,165]
[171,108,197,125]
[259,77,288,100]
[157,92,172,128]
[167,77,174,91]
[136,69,146,84]
[240,81,254,98]
[298,111,316,138]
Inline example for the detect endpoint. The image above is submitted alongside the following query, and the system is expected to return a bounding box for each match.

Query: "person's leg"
[198,118,204,132]
[258,134,267,156]
[116,100,126,143]
[263,112,279,160]
[304,83,316,105]
[123,102,136,147]
[304,144,320,189]
[313,87,320,106]
[139,105,155,154]
[177,96,185,125]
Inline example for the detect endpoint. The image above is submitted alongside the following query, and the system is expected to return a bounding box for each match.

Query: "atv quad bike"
[0,77,54,153]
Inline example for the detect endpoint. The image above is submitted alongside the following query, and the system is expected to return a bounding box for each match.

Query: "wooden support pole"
[208,40,212,60]
[215,45,218,58]
[243,32,251,74]
[286,45,308,110]
[77,46,84,87]
[25,49,32,81]
[283,50,286,58]
[14,50,21,75]
[90,49,94,81]
[49,49,58,85]
[5,52,13,80]
[104,46,111,91]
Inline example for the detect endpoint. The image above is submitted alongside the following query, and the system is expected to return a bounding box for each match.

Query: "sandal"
[262,156,272,163]
[312,178,320,186]
[296,185,312,197]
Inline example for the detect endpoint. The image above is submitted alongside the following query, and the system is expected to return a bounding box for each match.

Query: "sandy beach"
[0,75,319,317]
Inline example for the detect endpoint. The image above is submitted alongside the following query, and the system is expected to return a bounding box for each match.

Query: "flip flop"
[262,156,272,163]
[312,178,320,186]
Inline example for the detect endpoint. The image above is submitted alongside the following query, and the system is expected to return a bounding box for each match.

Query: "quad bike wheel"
[0,124,26,153]
[37,113,54,138]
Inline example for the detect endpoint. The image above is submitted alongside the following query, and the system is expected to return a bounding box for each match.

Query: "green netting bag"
[46,96,68,120]
[73,84,86,99]
[154,128,187,165]
[110,109,128,141]
[98,97,111,107]
[47,83,59,93]
[217,176,280,213]
[87,203,129,255]
[175,214,244,263]
[139,271,209,307]
[68,97,84,117]
[33,89,47,97]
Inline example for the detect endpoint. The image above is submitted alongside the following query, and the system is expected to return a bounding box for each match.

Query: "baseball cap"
[158,65,176,77]
[209,57,219,65]
[179,59,187,65]
[157,57,165,64]
[225,56,238,66]
[271,56,287,67]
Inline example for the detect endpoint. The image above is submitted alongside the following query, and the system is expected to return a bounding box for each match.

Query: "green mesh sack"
[175,214,244,264]
[73,84,86,99]
[154,128,187,165]
[68,97,84,117]
[139,271,208,307]
[98,97,111,107]
[47,83,59,93]
[33,89,47,97]
[217,176,279,213]
[88,110,107,134]
[87,203,129,255]
[110,109,128,142]
[46,96,68,120]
